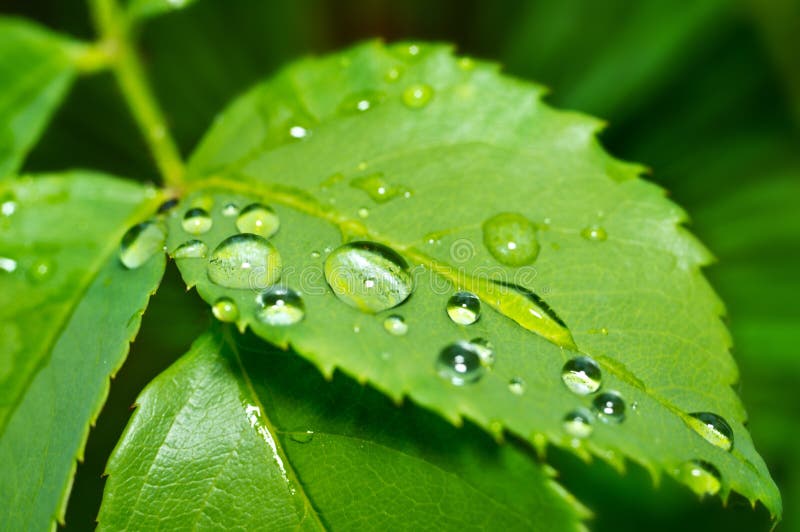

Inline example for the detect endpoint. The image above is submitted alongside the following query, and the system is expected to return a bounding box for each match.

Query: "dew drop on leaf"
[470,337,495,367]
[255,286,305,326]
[0,256,17,273]
[482,212,539,266]
[156,198,179,213]
[119,220,166,269]
[508,377,526,395]
[236,203,279,238]
[687,412,734,451]
[581,225,608,242]
[171,239,208,259]
[357,207,370,218]
[402,83,434,109]
[436,340,485,385]
[676,460,722,496]
[457,56,476,71]
[383,314,408,336]
[339,90,385,113]
[384,65,404,83]
[324,241,412,313]
[350,174,399,203]
[222,202,239,217]
[181,208,213,235]
[212,297,239,322]
[28,258,54,282]
[563,408,594,438]
[446,290,481,325]
[207,234,282,289]
[561,356,602,395]
[289,431,314,444]
[289,125,309,139]
[592,391,626,423]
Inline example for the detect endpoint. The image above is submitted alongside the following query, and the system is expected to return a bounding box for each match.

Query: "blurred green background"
[3,0,798,530]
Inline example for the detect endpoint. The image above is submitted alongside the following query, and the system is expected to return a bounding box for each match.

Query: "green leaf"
[0,172,166,529]
[127,0,199,21]
[0,17,84,179]
[99,329,588,530]
[165,41,780,515]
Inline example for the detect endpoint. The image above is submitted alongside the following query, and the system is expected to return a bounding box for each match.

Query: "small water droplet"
[157,198,179,213]
[457,57,476,71]
[384,65,404,83]
[508,377,526,395]
[676,460,721,496]
[588,327,609,335]
[289,431,314,444]
[592,391,626,423]
[310,251,321,259]
[383,315,408,336]
[470,337,495,367]
[563,408,594,438]
[207,234,282,289]
[1,200,16,217]
[339,90,385,113]
[182,208,213,235]
[581,225,608,241]
[172,239,208,259]
[402,83,434,109]
[212,297,239,322]
[28,258,54,282]
[222,203,239,217]
[357,207,370,218]
[437,341,485,385]
[289,126,309,139]
[119,221,166,269]
[391,42,424,61]
[236,203,280,238]
[350,174,400,203]
[0,257,17,273]
[561,356,602,395]
[256,286,305,326]
[446,291,481,325]
[324,241,413,313]
[688,412,734,451]
[482,213,539,266]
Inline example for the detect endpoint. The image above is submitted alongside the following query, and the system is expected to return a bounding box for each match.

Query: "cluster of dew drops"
[111,43,735,496]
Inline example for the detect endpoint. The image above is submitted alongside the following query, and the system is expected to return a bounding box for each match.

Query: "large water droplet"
[592,391,626,423]
[402,84,433,109]
[350,174,399,203]
[171,239,208,259]
[324,241,413,313]
[688,412,734,451]
[207,234,282,289]
[236,203,279,238]
[482,213,539,266]
[437,341,485,385]
[119,221,166,269]
[561,356,602,395]
[446,291,481,325]
[181,208,213,235]
[339,90,385,113]
[563,408,594,438]
[212,297,239,322]
[676,460,721,496]
[256,286,305,326]
[383,314,408,336]
[581,225,608,242]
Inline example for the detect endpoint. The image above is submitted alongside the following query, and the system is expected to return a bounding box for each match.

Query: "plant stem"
[89,0,185,188]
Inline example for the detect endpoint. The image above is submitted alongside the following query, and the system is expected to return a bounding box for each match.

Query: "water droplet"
[236,203,279,238]
[508,377,526,395]
[207,234,282,289]
[457,57,476,71]
[581,225,608,241]
[688,412,734,451]
[446,291,481,325]
[588,327,609,335]
[339,90,385,113]
[384,65,404,83]
[391,42,424,61]
[256,286,305,326]
[357,207,369,218]
[563,408,594,438]
[157,198,179,213]
[119,221,166,269]
[171,239,208,259]
[222,203,239,217]
[437,341,485,385]
[310,251,321,259]
[28,258,54,282]
[1,199,16,217]
[212,297,239,322]
[350,174,399,203]
[483,213,539,266]
[324,241,413,313]
[561,356,602,395]
[181,208,213,235]
[592,391,626,423]
[470,337,495,367]
[0,257,17,273]
[289,126,309,139]
[402,84,433,109]
[289,431,314,444]
[676,460,721,496]
[383,315,408,336]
